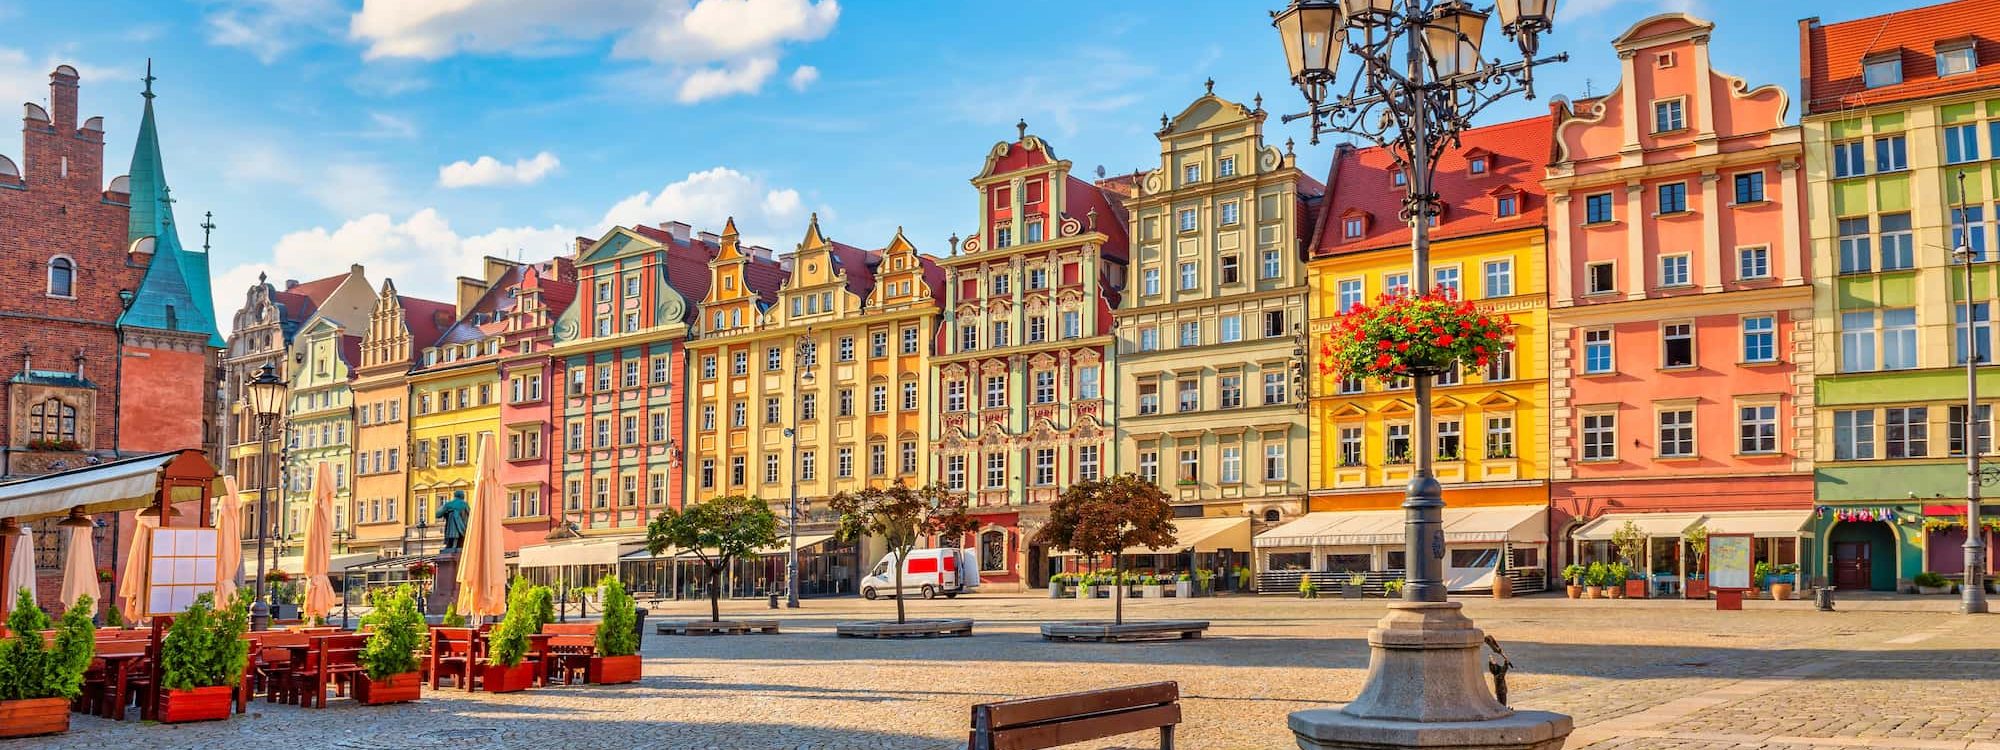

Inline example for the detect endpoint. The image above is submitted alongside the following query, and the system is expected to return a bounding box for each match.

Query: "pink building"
[1543,13,1816,590]
[494,259,577,552]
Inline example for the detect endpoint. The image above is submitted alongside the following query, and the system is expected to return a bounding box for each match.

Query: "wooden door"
[1833,542,1871,590]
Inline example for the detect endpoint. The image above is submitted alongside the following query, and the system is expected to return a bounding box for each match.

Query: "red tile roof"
[1312,115,1552,258]
[631,224,722,322]
[398,295,457,349]
[284,273,349,305]
[268,289,318,324]
[1802,0,2000,115]
[337,334,363,373]
[1064,175,1130,263]
[825,240,880,300]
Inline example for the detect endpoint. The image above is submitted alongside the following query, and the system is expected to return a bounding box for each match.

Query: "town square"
[1,1,1998,748]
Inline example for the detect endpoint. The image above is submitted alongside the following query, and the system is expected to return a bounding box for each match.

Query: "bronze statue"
[436,490,470,552]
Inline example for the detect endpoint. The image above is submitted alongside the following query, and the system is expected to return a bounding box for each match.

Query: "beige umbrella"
[118,512,157,623]
[213,477,245,602]
[2,525,32,607]
[300,462,337,622]
[455,433,507,620]
[57,509,98,613]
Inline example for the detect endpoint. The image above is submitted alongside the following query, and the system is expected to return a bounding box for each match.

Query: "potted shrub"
[1048,573,1069,599]
[1341,572,1368,599]
[265,570,300,621]
[590,577,641,685]
[1610,521,1648,598]
[1560,564,1585,599]
[1140,575,1164,600]
[0,590,94,738]
[355,585,425,705]
[158,590,252,723]
[1583,562,1607,599]
[1606,563,1631,599]
[1384,579,1405,598]
[1683,523,1711,600]
[1298,575,1320,599]
[482,580,541,693]
[1768,564,1797,601]
[1077,574,1097,600]
[1914,571,1953,595]
[1174,572,1194,599]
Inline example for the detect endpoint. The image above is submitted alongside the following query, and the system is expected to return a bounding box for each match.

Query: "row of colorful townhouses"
[215,2,2000,598]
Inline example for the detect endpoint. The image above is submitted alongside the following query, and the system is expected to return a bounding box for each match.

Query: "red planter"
[1624,580,1648,599]
[159,686,233,724]
[590,654,642,685]
[1685,579,1709,599]
[483,662,536,693]
[355,671,422,705]
[0,697,71,738]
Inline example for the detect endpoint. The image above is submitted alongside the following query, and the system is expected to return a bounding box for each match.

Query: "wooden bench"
[968,682,1180,750]
[655,619,780,635]
[290,633,367,708]
[541,623,597,684]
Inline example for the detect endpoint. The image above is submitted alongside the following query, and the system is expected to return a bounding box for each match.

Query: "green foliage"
[487,579,541,667]
[1346,573,1367,587]
[1585,562,1610,587]
[1324,288,1515,380]
[1176,572,1191,582]
[441,609,465,628]
[1561,564,1585,584]
[646,494,779,622]
[358,585,426,681]
[1607,562,1632,583]
[1298,576,1319,598]
[595,577,638,658]
[1140,575,1159,586]
[106,602,125,629]
[1384,579,1406,596]
[1610,521,1647,569]
[528,583,554,631]
[1682,522,1711,575]
[1915,571,1951,588]
[0,590,97,700]
[160,590,252,691]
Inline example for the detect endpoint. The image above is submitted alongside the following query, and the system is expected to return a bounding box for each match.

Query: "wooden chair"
[428,627,479,690]
[252,631,310,704]
[967,682,1181,750]
[79,636,148,719]
[541,623,597,685]
[289,634,367,708]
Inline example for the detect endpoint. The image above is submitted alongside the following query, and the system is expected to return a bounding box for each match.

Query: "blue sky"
[0,0,1932,328]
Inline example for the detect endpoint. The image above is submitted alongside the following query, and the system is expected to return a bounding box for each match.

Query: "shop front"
[514,535,645,591]
[1252,505,1548,595]
[1570,510,1812,597]
[618,533,858,600]
[1049,516,1254,593]
[1920,503,1999,579]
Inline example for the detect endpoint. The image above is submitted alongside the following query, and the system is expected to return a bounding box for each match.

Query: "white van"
[860,547,980,600]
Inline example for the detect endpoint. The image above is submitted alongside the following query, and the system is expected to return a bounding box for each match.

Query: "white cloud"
[600,166,814,248]
[357,111,418,139]
[948,47,1149,137]
[437,151,562,188]
[348,0,838,102]
[226,141,404,216]
[788,64,818,92]
[204,0,345,64]
[0,49,132,117]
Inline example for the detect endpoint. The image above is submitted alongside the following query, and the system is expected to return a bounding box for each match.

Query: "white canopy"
[515,537,645,569]
[1700,509,1815,538]
[0,453,178,521]
[1255,506,1546,548]
[1572,512,1707,541]
[270,552,377,575]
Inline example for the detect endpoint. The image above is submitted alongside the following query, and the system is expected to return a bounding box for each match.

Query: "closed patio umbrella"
[57,509,97,613]
[118,512,157,623]
[3,525,32,607]
[455,433,507,620]
[212,477,245,602]
[301,462,337,622]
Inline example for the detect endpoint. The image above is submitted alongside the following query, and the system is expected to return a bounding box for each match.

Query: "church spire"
[116,64,222,347]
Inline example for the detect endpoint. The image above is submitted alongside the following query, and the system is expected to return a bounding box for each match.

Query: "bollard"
[634,607,648,649]
[1815,585,1835,611]
[768,591,780,609]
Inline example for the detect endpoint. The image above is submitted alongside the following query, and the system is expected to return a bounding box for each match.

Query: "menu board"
[148,528,220,615]
[1708,534,1753,591]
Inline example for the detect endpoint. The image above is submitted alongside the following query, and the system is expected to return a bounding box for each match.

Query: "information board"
[1707,533,1753,591]
[148,527,219,615]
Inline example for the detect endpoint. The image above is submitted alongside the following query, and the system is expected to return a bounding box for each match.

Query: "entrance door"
[1833,541,1871,590]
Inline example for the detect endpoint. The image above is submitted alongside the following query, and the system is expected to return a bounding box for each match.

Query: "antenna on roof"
[1583,78,1594,98]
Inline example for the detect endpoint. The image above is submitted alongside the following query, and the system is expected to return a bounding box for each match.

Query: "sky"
[0,0,1939,332]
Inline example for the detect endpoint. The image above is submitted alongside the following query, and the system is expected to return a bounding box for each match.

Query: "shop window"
[979,530,1007,572]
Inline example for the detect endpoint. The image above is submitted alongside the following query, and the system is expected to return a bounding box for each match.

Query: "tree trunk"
[1113,558,1124,626]
[894,546,908,625]
[708,564,722,623]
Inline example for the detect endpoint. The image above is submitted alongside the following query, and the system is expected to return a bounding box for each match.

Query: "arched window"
[1263,509,1282,523]
[979,529,1008,573]
[28,398,77,444]
[47,256,74,297]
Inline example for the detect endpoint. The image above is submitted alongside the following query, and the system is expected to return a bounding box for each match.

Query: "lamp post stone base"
[1288,601,1571,750]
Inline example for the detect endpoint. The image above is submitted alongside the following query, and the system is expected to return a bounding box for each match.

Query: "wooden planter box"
[1685,579,1709,599]
[355,671,422,705]
[159,686,233,724]
[0,697,70,738]
[590,654,642,685]
[1624,580,1647,598]
[483,661,537,693]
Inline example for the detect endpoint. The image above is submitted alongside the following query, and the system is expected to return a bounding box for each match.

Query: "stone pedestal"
[1288,602,1572,750]
[427,551,459,617]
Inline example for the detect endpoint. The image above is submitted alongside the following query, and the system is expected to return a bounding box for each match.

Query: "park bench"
[967,681,1180,750]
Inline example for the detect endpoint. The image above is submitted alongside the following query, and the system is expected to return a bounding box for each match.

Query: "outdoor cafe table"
[89,638,148,720]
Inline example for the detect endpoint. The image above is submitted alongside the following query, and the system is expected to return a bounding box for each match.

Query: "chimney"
[285,279,300,289]
[661,221,692,242]
[780,253,796,273]
[456,276,488,318]
[698,231,720,245]
[747,245,774,261]
[48,66,79,130]
[483,256,516,285]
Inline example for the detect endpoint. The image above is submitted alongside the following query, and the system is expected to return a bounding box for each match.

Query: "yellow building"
[683,216,942,597]
[351,279,455,556]
[406,347,503,535]
[1279,118,1553,593]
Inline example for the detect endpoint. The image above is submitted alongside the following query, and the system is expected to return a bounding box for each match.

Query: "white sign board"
[148,528,219,615]
[1708,534,1753,591]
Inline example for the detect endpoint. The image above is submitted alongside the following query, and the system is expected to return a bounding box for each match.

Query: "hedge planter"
[1141,584,1164,599]
[0,697,70,738]
[1623,579,1647,599]
[355,672,421,705]
[1175,581,1194,598]
[1685,579,1709,600]
[1048,583,1067,599]
[590,654,642,685]
[159,686,234,724]
[483,662,537,693]
[1342,584,1366,600]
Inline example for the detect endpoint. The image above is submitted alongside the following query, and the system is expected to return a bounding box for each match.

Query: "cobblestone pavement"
[9,594,1996,750]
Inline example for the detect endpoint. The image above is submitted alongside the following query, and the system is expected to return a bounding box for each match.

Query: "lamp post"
[1272,1,1570,748]
[787,329,815,609]
[244,361,287,631]
[1953,170,1990,615]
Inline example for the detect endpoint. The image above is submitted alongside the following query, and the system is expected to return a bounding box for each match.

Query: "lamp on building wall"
[244,360,286,631]
[1271,1,1566,747]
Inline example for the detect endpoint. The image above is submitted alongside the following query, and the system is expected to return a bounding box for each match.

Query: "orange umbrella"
[455,433,507,620]
[213,476,245,602]
[118,512,157,624]
[300,462,337,621]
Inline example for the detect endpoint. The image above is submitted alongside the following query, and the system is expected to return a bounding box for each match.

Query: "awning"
[271,552,377,575]
[0,452,179,521]
[515,537,644,569]
[1700,509,1814,538]
[672,533,837,560]
[1572,512,1706,542]
[1255,506,1547,548]
[1054,516,1253,555]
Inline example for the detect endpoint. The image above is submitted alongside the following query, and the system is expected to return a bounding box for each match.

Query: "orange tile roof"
[1312,115,1552,258]
[1802,0,2000,115]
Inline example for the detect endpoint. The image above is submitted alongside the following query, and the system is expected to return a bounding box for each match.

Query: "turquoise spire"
[117,63,223,347]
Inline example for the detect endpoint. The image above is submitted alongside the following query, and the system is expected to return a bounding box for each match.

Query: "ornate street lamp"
[1953,170,1991,615]
[244,360,287,631]
[1271,1,1569,748]
[786,330,815,609]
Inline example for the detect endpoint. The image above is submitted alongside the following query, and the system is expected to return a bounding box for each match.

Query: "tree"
[829,482,981,624]
[1683,522,1711,580]
[645,494,778,622]
[1031,474,1177,625]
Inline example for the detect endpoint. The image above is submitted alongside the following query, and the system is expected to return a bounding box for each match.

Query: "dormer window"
[1392,171,1407,187]
[1863,52,1902,88]
[1468,157,1486,174]
[1495,193,1519,218]
[1938,41,1977,77]
[1344,217,1365,238]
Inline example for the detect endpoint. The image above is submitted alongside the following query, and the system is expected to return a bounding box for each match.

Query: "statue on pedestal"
[436,490,470,553]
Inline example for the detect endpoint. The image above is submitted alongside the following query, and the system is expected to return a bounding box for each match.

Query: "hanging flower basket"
[1321,289,1514,380]
[406,561,436,580]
